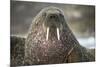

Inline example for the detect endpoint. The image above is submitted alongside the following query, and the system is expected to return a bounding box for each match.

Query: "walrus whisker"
[57,27,60,40]
[46,27,49,40]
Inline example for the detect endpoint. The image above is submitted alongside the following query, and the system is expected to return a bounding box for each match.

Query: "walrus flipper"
[10,35,25,66]
[66,45,95,63]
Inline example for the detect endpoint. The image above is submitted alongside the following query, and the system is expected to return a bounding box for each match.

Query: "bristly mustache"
[46,27,60,41]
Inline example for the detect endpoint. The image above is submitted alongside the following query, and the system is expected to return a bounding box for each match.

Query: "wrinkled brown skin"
[11,6,95,66]
[24,6,95,65]
[10,35,25,66]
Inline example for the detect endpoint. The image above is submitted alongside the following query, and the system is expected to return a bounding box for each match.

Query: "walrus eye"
[59,13,63,17]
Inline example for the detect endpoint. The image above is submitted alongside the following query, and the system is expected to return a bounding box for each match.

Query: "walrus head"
[30,6,66,41]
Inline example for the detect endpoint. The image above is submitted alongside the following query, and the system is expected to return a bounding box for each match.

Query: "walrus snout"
[41,7,63,41]
[45,14,61,41]
[46,27,60,41]
[46,14,60,27]
[49,14,58,19]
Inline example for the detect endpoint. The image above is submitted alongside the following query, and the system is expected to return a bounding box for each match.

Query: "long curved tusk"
[57,28,60,40]
[46,27,49,40]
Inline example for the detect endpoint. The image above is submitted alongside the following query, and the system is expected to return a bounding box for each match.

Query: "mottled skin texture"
[11,6,95,66]
[24,6,95,65]
[10,35,25,66]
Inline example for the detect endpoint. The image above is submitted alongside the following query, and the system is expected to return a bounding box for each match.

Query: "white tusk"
[46,27,49,40]
[57,28,60,40]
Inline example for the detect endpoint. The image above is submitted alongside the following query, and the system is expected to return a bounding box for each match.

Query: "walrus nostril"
[49,14,57,19]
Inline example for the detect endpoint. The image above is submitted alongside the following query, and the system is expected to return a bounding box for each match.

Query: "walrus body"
[11,35,25,66]
[24,6,95,65]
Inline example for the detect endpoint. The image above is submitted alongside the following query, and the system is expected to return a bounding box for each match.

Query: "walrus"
[24,6,95,65]
[11,6,95,66]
